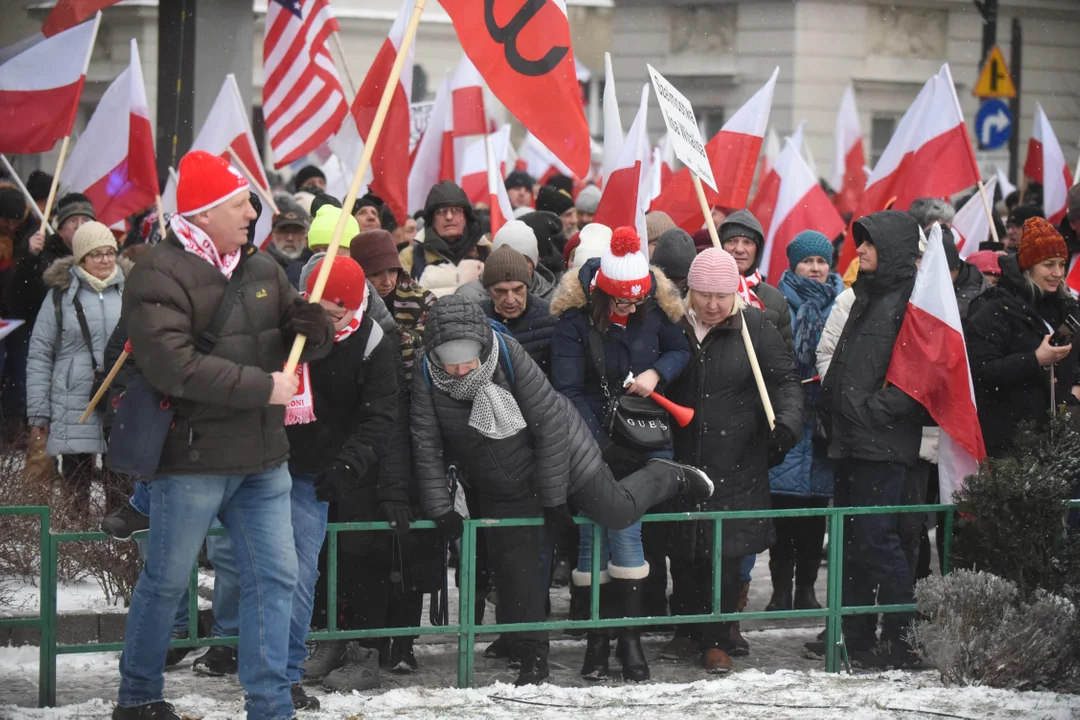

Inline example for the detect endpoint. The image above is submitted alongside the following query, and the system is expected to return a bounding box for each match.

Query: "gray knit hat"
[650,228,696,280]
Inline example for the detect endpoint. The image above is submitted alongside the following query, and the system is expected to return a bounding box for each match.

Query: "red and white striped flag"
[1024,102,1075,226]
[951,176,997,259]
[407,74,452,216]
[331,0,415,226]
[263,0,348,168]
[0,15,99,154]
[458,124,510,206]
[757,137,846,280]
[831,86,866,218]
[485,127,514,237]
[750,121,806,241]
[592,85,650,249]
[61,39,158,228]
[887,224,986,500]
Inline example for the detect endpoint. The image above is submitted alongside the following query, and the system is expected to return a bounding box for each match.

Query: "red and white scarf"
[170,214,242,278]
[285,310,364,426]
[738,271,765,310]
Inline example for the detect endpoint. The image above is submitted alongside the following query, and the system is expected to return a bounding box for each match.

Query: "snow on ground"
[1,574,215,619]
[3,634,1080,719]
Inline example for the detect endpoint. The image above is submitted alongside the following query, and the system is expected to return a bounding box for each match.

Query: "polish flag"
[0,15,99,154]
[758,137,846,280]
[42,0,121,37]
[648,132,675,204]
[407,74,452,216]
[951,176,997,259]
[516,132,573,187]
[602,52,624,187]
[440,0,590,176]
[651,68,778,234]
[831,86,867,218]
[451,56,487,139]
[485,127,514,237]
[839,65,981,273]
[750,121,806,243]
[61,39,158,228]
[162,75,272,248]
[1023,102,1075,225]
[458,125,511,206]
[331,0,414,225]
[995,166,1016,200]
[761,127,781,178]
[592,85,650,249]
[887,224,986,500]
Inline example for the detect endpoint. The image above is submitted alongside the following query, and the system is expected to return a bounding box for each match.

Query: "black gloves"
[602,442,645,478]
[380,501,413,537]
[314,462,354,503]
[767,425,797,468]
[433,511,465,540]
[285,298,331,346]
[544,504,577,534]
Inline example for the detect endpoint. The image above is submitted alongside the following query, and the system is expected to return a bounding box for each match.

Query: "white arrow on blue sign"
[976,99,1012,151]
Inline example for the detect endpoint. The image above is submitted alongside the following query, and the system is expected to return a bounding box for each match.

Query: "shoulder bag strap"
[195,247,252,355]
[52,288,63,362]
[585,323,611,401]
[71,293,98,373]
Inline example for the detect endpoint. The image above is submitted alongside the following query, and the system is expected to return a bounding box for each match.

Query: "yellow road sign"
[973,46,1016,99]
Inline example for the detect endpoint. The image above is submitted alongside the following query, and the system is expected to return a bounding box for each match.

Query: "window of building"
[699,108,726,141]
[870,115,898,167]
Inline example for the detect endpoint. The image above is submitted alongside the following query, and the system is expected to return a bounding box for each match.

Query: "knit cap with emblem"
[595,226,652,299]
[482,245,532,288]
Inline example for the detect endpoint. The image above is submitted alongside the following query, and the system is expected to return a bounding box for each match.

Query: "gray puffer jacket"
[27,257,129,456]
[410,295,603,520]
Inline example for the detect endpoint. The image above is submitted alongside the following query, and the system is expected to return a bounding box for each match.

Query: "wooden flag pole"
[284,0,428,376]
[154,195,168,237]
[331,31,359,101]
[690,171,776,430]
[227,148,280,216]
[976,179,1001,245]
[41,135,72,228]
[0,154,56,235]
[78,348,129,424]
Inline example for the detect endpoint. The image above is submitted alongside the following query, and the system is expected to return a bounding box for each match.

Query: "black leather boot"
[612,578,650,682]
[580,581,613,679]
[766,582,793,611]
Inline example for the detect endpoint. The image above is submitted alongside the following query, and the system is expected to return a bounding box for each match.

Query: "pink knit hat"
[595,226,652,299]
[688,247,740,293]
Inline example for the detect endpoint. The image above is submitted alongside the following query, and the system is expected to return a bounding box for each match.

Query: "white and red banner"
[602,51,623,187]
[162,74,272,248]
[1023,102,1075,226]
[651,68,778,234]
[831,86,866,218]
[331,0,415,225]
[839,64,981,272]
[42,0,119,37]
[263,0,348,168]
[757,137,846,280]
[407,74,452,216]
[995,166,1016,201]
[450,56,487,139]
[750,120,806,241]
[648,132,675,205]
[951,176,997,259]
[887,224,986,500]
[458,124,512,206]
[516,131,573,186]
[440,0,590,176]
[0,15,99,154]
[61,39,158,228]
[592,85,650,249]
[485,127,514,236]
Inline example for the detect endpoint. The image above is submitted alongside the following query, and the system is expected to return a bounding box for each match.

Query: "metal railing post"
[39,510,57,707]
[942,508,955,575]
[590,520,602,621]
[456,521,476,688]
[711,518,723,617]
[824,506,844,673]
[327,528,338,633]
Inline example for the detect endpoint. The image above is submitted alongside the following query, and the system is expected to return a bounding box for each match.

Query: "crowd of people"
[2,153,1080,720]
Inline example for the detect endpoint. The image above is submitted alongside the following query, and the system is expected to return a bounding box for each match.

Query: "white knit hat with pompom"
[595,226,651,299]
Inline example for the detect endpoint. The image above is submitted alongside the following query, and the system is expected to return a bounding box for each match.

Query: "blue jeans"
[132,483,241,638]
[286,474,328,684]
[118,465,298,720]
[740,554,756,584]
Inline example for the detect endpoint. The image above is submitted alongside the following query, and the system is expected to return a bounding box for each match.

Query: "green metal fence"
[3,502,959,707]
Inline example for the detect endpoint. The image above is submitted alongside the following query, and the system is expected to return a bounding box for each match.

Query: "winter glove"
[285,298,331,346]
[543,504,577,534]
[602,442,645,479]
[313,462,354,503]
[380,501,413,537]
[433,510,465,540]
[767,425,797,468]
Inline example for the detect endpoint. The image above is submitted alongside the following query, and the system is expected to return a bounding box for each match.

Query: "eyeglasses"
[613,297,647,308]
[86,249,117,262]
[436,206,464,218]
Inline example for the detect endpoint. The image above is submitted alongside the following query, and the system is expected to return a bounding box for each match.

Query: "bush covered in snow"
[911,569,1080,691]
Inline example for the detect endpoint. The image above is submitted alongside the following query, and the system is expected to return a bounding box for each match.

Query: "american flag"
[262,0,348,167]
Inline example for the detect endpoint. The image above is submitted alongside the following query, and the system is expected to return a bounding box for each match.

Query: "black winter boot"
[580,631,610,680]
[766,583,793,612]
[514,643,550,686]
[566,580,590,637]
[611,577,650,682]
[793,584,822,610]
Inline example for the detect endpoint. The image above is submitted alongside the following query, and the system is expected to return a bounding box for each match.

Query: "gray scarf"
[429,331,526,440]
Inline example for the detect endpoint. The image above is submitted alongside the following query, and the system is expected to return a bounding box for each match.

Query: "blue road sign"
[976,99,1012,150]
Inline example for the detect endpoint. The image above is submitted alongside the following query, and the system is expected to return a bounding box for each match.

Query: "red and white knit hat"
[595,226,652,299]
[176,150,250,216]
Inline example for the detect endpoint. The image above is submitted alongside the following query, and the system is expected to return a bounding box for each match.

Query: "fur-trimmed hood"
[43,255,133,291]
[549,256,684,323]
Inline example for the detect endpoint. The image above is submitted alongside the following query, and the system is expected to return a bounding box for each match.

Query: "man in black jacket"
[479,245,557,374]
[410,295,713,686]
[719,210,793,351]
[816,210,925,668]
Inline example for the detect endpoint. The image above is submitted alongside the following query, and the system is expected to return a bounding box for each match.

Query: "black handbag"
[108,248,251,477]
[587,324,671,452]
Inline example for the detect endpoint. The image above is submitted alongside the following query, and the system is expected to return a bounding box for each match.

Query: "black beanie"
[0,186,26,221]
[545,174,573,195]
[294,165,325,191]
[26,171,53,201]
[309,191,342,219]
[535,185,574,216]
[940,226,962,272]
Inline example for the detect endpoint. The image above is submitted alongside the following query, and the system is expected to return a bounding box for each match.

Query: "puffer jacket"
[480,294,557,375]
[549,259,691,447]
[965,254,1080,458]
[667,305,802,558]
[750,279,794,353]
[123,234,333,477]
[769,272,844,498]
[410,295,603,520]
[820,211,926,467]
[26,257,129,456]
